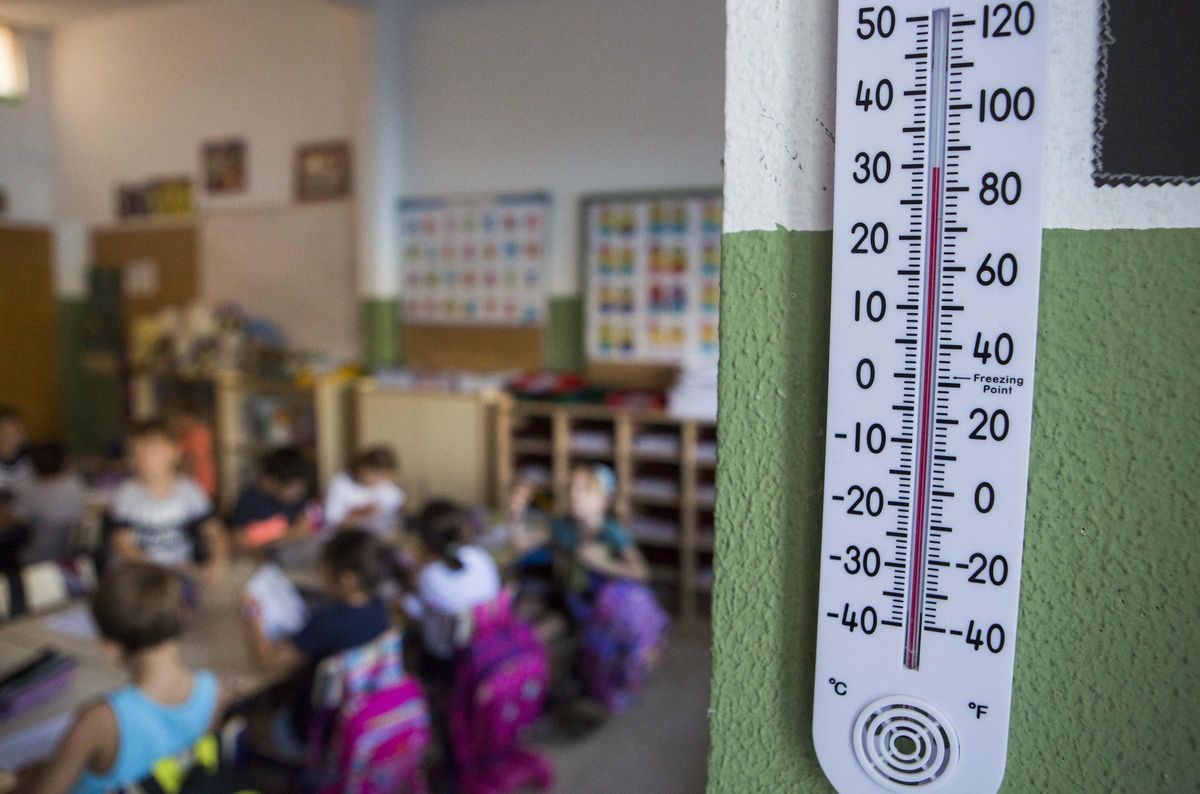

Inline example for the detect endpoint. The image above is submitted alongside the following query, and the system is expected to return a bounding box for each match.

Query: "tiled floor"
[539,629,711,794]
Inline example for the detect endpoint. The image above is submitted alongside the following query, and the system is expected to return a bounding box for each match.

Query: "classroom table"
[0,559,277,774]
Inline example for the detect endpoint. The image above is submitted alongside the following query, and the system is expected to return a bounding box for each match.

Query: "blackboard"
[1093,0,1200,186]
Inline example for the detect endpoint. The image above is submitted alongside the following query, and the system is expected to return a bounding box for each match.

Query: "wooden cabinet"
[496,398,716,626]
[354,380,499,509]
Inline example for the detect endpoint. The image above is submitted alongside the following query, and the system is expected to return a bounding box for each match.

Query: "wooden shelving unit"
[496,397,716,626]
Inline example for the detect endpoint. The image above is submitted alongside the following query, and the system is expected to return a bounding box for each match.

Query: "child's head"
[509,478,536,516]
[260,446,310,503]
[0,407,26,458]
[128,420,181,482]
[30,442,68,479]
[416,499,469,571]
[91,562,188,658]
[569,464,615,531]
[350,446,397,487]
[319,528,386,600]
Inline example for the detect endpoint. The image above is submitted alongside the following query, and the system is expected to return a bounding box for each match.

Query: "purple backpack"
[579,580,670,713]
[449,592,554,794]
[309,630,432,794]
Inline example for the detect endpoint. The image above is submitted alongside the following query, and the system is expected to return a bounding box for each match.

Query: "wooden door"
[0,226,61,439]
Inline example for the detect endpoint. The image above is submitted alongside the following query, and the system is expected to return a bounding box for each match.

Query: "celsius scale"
[813,1,1050,791]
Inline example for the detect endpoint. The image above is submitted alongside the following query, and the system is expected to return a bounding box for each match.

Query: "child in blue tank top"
[32,563,224,794]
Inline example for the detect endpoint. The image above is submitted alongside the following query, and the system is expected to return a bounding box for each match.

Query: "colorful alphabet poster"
[585,191,721,364]
[400,193,549,326]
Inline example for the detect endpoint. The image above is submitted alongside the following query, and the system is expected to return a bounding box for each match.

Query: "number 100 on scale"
[814,1,1049,792]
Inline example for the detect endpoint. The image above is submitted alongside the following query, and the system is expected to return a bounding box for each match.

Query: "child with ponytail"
[408,499,502,680]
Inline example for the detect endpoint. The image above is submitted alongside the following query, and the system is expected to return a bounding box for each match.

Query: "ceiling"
[0,0,375,29]
[0,0,172,28]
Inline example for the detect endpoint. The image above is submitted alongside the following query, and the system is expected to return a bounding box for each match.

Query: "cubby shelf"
[496,397,717,627]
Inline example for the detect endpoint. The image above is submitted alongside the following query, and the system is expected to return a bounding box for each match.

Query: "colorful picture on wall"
[294,141,352,202]
[400,192,550,327]
[584,189,721,365]
[202,138,247,194]
[116,177,194,220]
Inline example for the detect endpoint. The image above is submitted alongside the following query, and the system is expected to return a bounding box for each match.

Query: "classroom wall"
[710,0,1200,792]
[47,0,368,358]
[402,0,726,337]
[0,29,55,223]
[53,0,366,223]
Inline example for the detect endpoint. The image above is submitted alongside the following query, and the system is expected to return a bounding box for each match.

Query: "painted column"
[710,0,1200,791]
[356,0,406,369]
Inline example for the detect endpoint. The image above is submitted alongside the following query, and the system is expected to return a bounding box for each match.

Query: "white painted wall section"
[53,0,367,224]
[403,0,726,295]
[0,29,55,223]
[724,0,1200,233]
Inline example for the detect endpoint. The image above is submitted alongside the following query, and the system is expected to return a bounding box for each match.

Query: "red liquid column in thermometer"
[904,7,951,671]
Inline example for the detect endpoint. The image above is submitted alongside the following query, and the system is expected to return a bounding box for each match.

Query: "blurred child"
[407,500,501,675]
[165,398,217,499]
[228,446,314,551]
[0,406,32,495]
[109,421,227,576]
[33,563,225,793]
[324,446,404,537]
[241,528,391,759]
[14,442,88,564]
[510,464,649,619]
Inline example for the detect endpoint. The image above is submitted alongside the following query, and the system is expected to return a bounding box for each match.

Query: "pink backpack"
[579,580,670,713]
[309,630,432,794]
[449,591,554,794]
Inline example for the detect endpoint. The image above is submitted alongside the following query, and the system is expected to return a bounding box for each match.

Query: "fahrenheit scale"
[814,1,1049,791]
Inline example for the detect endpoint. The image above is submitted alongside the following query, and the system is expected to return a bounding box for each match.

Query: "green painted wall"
[709,227,1200,792]
[547,295,585,372]
[360,298,403,371]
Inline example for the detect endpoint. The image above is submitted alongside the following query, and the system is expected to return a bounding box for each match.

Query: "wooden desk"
[0,560,273,772]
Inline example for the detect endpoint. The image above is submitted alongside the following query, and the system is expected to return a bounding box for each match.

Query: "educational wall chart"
[400,193,550,326]
[585,191,722,365]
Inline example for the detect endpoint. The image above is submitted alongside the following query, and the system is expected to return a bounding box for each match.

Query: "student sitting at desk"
[108,420,228,581]
[14,442,88,564]
[509,464,650,621]
[33,563,226,794]
[323,446,405,538]
[241,528,391,761]
[406,499,501,683]
[0,407,32,496]
[228,446,315,552]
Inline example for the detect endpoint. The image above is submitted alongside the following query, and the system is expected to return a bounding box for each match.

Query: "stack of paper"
[669,364,718,419]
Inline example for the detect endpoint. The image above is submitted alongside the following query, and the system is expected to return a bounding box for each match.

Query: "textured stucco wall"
[708,228,1200,792]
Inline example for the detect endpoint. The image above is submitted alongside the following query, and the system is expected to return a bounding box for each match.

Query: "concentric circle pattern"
[853,696,959,790]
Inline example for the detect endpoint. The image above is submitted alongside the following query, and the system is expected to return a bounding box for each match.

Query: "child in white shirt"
[324,446,405,538]
[407,499,501,668]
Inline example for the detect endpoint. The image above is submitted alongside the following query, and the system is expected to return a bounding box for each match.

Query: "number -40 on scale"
[813,1,1050,792]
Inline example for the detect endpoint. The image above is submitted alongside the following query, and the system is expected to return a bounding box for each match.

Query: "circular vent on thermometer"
[853,696,959,790]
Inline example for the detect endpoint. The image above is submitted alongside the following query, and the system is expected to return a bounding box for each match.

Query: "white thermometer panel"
[814,2,1049,792]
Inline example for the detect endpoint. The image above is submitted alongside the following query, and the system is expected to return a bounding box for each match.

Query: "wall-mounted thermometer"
[813,1,1049,791]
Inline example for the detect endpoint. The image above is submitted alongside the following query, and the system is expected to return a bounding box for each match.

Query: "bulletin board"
[583,188,722,366]
[400,192,550,327]
[1093,0,1200,186]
